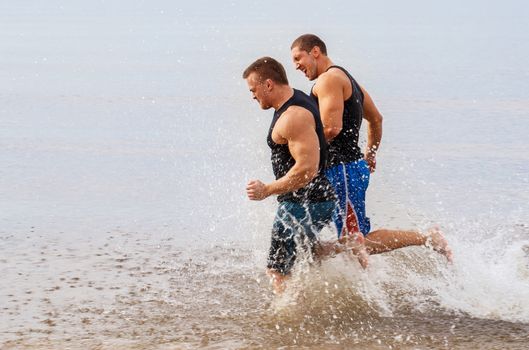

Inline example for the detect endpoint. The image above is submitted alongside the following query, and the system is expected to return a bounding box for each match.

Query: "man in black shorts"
[243,57,368,294]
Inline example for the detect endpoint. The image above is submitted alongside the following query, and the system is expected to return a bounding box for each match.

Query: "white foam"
[265,219,529,323]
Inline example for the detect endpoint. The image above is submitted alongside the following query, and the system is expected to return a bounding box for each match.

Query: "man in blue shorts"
[243,57,367,294]
[290,34,452,261]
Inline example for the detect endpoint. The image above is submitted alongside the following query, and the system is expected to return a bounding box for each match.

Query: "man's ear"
[265,78,274,91]
[311,46,321,58]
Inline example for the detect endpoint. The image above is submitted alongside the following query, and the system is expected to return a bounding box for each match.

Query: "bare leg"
[364,229,426,254]
[313,234,369,269]
[266,269,289,294]
[365,227,453,263]
[313,240,345,258]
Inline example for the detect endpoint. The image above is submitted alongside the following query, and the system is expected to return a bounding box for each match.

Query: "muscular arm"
[246,107,320,200]
[360,85,383,172]
[313,74,344,141]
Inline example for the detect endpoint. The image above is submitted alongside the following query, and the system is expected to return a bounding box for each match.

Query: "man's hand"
[360,86,382,174]
[246,180,270,201]
[364,150,377,173]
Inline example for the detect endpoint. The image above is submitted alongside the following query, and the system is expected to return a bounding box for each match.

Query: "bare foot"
[266,269,287,294]
[340,232,369,269]
[354,246,369,269]
[426,227,453,263]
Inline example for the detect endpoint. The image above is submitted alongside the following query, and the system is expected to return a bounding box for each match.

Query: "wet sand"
[2,228,529,349]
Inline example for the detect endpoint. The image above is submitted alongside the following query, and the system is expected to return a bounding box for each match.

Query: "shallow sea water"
[2,230,529,349]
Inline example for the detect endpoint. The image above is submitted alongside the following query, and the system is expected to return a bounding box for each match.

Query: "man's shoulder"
[280,105,313,124]
[314,69,349,94]
[275,106,314,135]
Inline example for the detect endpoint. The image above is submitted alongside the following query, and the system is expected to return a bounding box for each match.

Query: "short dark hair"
[291,34,327,55]
[242,56,289,85]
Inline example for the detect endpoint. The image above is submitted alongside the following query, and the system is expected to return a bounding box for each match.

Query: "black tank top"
[310,66,364,167]
[267,89,335,203]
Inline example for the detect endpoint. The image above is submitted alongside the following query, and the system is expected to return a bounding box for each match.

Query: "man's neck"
[273,86,294,111]
[319,56,334,77]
